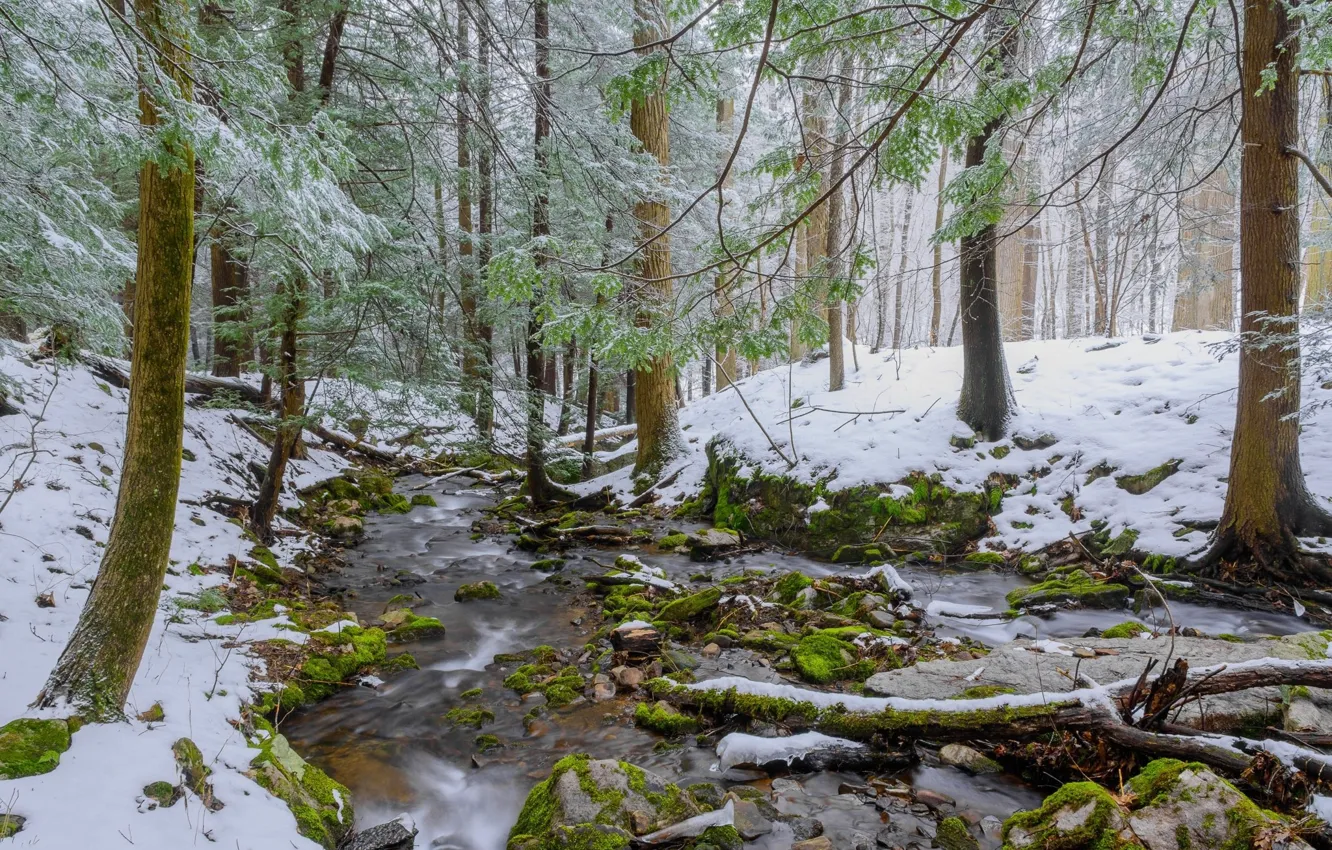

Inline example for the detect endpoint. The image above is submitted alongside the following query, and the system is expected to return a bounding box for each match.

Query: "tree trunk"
[250,277,303,541]
[558,337,576,434]
[825,53,852,392]
[209,239,248,377]
[625,370,636,423]
[892,191,915,350]
[37,0,195,718]
[629,0,680,480]
[527,0,555,506]
[1200,0,1332,581]
[956,3,1017,441]
[457,0,483,421]
[714,95,738,391]
[474,0,495,436]
[930,145,947,346]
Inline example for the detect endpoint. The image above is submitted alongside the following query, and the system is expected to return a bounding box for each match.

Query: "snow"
[715,732,863,770]
[864,564,913,596]
[588,332,1332,556]
[638,800,735,844]
[614,619,654,631]
[925,601,994,618]
[0,350,364,848]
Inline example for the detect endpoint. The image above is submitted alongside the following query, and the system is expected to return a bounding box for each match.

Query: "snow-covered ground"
[0,350,354,848]
[592,331,1332,557]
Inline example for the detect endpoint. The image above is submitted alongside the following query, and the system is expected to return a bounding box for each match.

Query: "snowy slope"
[0,350,350,849]
[592,332,1332,557]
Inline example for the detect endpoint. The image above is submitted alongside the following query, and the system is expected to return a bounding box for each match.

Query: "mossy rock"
[634,701,698,736]
[0,718,71,780]
[531,558,566,572]
[445,706,496,728]
[282,626,389,704]
[249,733,353,848]
[387,613,446,643]
[143,779,182,808]
[830,543,888,564]
[455,581,501,602]
[322,477,362,501]
[1100,621,1149,639]
[324,515,364,539]
[963,551,1005,566]
[376,492,412,514]
[1115,459,1181,495]
[790,633,874,684]
[656,587,722,622]
[173,737,222,810]
[356,472,395,496]
[410,494,438,507]
[937,816,979,850]
[1006,572,1129,610]
[506,755,700,850]
[547,457,584,485]
[658,532,689,549]
[0,813,25,839]
[1001,781,1131,849]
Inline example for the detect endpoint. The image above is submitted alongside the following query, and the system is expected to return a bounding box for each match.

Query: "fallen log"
[86,354,267,406]
[627,463,688,509]
[648,659,1332,789]
[310,424,399,463]
[556,423,637,446]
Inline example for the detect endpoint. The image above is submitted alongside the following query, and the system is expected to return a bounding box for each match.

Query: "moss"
[445,706,496,728]
[963,551,1005,565]
[249,546,281,571]
[791,633,874,684]
[178,588,228,613]
[293,626,389,703]
[1126,759,1204,807]
[954,685,1016,699]
[658,532,688,548]
[377,492,412,514]
[137,702,166,723]
[461,687,483,699]
[507,754,635,850]
[634,701,699,736]
[475,734,502,752]
[1001,781,1129,849]
[1116,459,1182,495]
[656,586,721,622]
[937,816,979,850]
[411,494,438,507]
[387,613,446,643]
[989,444,1011,459]
[455,581,502,601]
[1101,621,1149,639]
[531,558,566,572]
[772,571,813,603]
[250,734,353,848]
[0,718,71,780]
[1006,572,1130,610]
[382,652,419,672]
[143,780,180,807]
[739,630,798,652]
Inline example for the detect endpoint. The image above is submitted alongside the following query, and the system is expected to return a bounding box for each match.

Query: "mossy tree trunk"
[526,0,555,506]
[1199,0,1332,582]
[956,3,1017,441]
[36,0,194,719]
[929,144,947,346]
[714,95,738,392]
[825,53,852,391]
[629,0,681,481]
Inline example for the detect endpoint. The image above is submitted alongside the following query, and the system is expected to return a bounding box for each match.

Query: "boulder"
[687,528,741,561]
[506,756,700,850]
[454,581,501,602]
[938,743,1002,775]
[0,718,70,780]
[0,814,25,839]
[325,515,364,539]
[342,817,417,850]
[248,733,353,848]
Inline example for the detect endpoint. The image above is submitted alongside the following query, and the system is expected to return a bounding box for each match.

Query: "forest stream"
[284,478,1311,850]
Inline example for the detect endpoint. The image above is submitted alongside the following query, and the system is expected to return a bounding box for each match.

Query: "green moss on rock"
[1101,621,1149,639]
[387,613,446,643]
[658,532,688,549]
[791,633,874,684]
[1006,571,1129,610]
[455,581,502,602]
[634,701,698,736]
[410,494,438,507]
[249,733,353,848]
[937,816,979,850]
[445,706,496,728]
[1001,781,1130,849]
[1115,459,1182,495]
[656,587,721,622]
[0,718,71,780]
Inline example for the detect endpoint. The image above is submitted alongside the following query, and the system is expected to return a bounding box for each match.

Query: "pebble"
[913,789,954,811]
[792,839,833,850]
[591,682,616,702]
[700,643,721,658]
[980,815,1004,840]
[1073,646,1097,658]
[728,798,773,839]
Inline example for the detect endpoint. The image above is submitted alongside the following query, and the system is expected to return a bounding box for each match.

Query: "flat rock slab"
[864,634,1323,730]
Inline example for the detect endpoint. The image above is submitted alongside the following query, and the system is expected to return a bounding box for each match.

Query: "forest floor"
[4,330,1332,849]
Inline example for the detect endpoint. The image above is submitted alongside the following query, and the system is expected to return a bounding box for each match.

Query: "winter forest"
[4,0,1332,846]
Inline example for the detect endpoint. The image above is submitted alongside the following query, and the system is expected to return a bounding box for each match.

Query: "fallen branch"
[627,463,688,509]
[556,423,637,446]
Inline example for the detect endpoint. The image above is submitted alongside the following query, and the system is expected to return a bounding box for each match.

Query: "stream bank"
[275,470,1328,850]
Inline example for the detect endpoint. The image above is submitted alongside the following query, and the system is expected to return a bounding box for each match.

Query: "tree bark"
[474,0,495,435]
[629,0,681,480]
[1199,0,1332,581]
[714,95,738,391]
[37,0,195,718]
[892,192,915,350]
[209,240,248,377]
[825,53,853,391]
[956,4,1017,441]
[250,277,303,541]
[526,0,555,506]
[930,145,947,346]
[558,336,576,435]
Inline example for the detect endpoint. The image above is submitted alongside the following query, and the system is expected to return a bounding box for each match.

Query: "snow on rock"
[715,732,863,771]
[925,600,994,618]
[586,332,1332,556]
[0,350,362,849]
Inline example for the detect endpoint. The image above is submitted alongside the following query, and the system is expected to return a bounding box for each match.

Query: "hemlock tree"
[628,0,681,482]
[954,2,1019,441]
[36,0,195,718]
[1198,0,1332,580]
[526,0,557,506]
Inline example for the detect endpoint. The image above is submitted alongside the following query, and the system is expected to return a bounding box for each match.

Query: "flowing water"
[284,479,1309,849]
